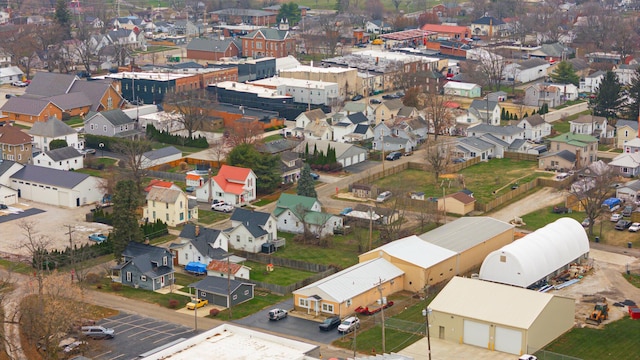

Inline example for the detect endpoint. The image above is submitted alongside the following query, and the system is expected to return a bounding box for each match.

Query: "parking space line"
[94,350,112,359]
[108,354,126,360]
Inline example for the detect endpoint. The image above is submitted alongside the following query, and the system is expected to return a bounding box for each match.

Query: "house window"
[322,303,334,313]
[232,294,238,300]
[166,203,169,209]
[236,235,240,242]
[284,219,287,225]
[163,256,167,266]
[141,275,147,281]
[197,256,201,261]
[103,125,107,132]
[166,213,169,221]
[299,298,309,307]
[153,201,156,207]
[244,290,249,295]
[185,253,189,259]
[248,237,253,242]
[180,212,184,221]
[126,272,132,282]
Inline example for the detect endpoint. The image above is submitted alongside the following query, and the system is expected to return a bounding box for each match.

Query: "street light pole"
[99,142,104,158]
[422,307,432,360]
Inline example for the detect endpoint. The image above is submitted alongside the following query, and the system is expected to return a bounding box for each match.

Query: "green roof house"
[273,193,343,238]
[548,133,598,168]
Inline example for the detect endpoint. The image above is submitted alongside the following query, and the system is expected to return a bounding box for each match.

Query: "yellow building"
[437,191,476,215]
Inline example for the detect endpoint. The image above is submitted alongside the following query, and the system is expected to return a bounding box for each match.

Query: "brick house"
[186,37,240,62]
[241,24,295,58]
[0,125,33,164]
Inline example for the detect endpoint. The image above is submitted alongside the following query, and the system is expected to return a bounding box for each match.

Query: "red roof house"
[211,165,257,206]
[206,259,250,280]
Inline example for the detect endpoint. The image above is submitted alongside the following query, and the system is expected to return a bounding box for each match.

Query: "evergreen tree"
[112,180,144,261]
[592,71,623,118]
[550,61,580,86]
[501,108,506,120]
[49,139,68,150]
[297,164,317,198]
[54,0,72,39]
[305,142,309,157]
[277,2,302,25]
[624,66,640,120]
[227,143,282,194]
[523,112,529,119]
[532,109,537,115]
[505,110,510,120]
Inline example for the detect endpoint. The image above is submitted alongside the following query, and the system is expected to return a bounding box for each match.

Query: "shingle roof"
[516,58,549,70]
[472,16,505,25]
[549,132,597,146]
[1,97,53,116]
[571,114,606,124]
[273,193,318,218]
[146,187,184,203]
[48,93,92,110]
[24,72,77,97]
[0,160,20,177]
[540,149,577,163]
[470,99,498,111]
[0,125,31,145]
[122,241,173,279]
[189,276,252,296]
[468,124,523,136]
[301,108,327,122]
[10,164,90,188]
[397,106,416,117]
[229,208,271,238]
[187,38,236,52]
[346,112,368,124]
[617,119,638,132]
[44,146,82,161]
[68,79,116,111]
[243,28,289,41]
[28,117,76,137]
[89,109,134,126]
[354,124,369,134]
[143,146,181,161]
[178,224,229,259]
[458,137,494,151]
[445,191,475,204]
[213,165,252,195]
[522,114,545,127]
[383,98,404,110]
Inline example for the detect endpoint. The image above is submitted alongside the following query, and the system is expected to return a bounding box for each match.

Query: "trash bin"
[595,236,599,243]
[628,242,632,249]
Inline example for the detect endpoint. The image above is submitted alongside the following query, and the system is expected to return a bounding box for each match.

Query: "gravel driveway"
[488,187,567,223]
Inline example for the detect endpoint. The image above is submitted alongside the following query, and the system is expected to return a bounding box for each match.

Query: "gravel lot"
[488,187,567,222]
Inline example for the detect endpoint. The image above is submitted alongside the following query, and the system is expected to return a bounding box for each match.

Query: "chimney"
[195,225,200,236]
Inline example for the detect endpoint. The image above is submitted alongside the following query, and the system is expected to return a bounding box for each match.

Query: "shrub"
[85,273,101,285]
[96,284,102,289]
[110,282,122,291]
[168,299,180,309]
[209,308,220,317]
[179,161,188,170]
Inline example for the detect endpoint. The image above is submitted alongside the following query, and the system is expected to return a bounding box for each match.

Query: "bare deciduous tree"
[422,87,454,139]
[425,138,451,181]
[18,221,52,296]
[225,120,263,147]
[162,90,212,139]
[570,163,616,237]
[477,48,506,92]
[113,139,152,193]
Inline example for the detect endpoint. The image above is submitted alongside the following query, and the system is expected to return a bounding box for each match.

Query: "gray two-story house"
[114,242,175,291]
[84,109,141,139]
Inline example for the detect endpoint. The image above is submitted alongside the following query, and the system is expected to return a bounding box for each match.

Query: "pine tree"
[54,0,72,39]
[501,107,506,120]
[550,61,580,86]
[624,66,640,119]
[112,180,144,261]
[532,109,537,115]
[523,112,529,119]
[297,164,317,198]
[592,70,624,118]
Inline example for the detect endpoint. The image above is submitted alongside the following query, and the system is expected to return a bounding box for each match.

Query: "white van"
[376,191,392,203]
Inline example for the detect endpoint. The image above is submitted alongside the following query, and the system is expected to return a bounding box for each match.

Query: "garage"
[463,320,489,349]
[189,276,255,309]
[495,326,523,354]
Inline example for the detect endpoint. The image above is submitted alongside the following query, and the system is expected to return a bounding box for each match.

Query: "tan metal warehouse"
[429,277,575,355]
[419,217,514,276]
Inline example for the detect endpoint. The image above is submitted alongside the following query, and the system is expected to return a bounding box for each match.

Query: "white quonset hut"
[479,217,589,288]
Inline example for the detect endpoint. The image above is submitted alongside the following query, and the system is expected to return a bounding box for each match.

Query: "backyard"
[373,159,553,203]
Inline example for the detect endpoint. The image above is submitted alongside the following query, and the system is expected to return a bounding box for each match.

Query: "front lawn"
[213,292,289,320]
[263,134,283,142]
[520,204,585,231]
[333,326,424,355]
[243,260,315,285]
[93,278,191,309]
[197,209,229,225]
[95,157,117,167]
[150,141,206,155]
[64,116,84,126]
[75,168,105,177]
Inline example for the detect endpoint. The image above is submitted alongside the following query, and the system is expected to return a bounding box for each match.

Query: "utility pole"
[376,277,386,354]
[368,207,373,251]
[64,224,75,281]
[227,252,232,320]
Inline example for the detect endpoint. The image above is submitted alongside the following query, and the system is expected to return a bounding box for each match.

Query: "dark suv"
[386,152,402,161]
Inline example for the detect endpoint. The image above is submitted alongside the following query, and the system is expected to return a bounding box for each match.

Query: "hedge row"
[146,125,209,148]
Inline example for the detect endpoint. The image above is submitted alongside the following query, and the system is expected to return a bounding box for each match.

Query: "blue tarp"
[603,198,621,208]
[185,262,207,274]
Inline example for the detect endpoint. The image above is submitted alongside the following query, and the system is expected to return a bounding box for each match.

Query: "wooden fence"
[147,170,186,182]
[247,268,337,296]
[503,151,539,162]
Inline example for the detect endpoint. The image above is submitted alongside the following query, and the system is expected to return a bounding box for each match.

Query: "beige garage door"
[463,320,489,349]
[495,326,522,355]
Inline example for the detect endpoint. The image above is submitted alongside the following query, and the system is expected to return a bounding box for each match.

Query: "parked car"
[186,298,208,310]
[310,172,320,180]
[268,308,288,321]
[629,222,640,232]
[552,206,569,214]
[452,158,466,164]
[340,207,353,216]
[382,93,401,100]
[622,205,635,217]
[62,340,87,354]
[88,233,107,243]
[337,316,360,333]
[351,94,363,101]
[610,213,623,222]
[319,316,341,331]
[212,201,234,213]
[81,326,115,339]
[11,81,27,87]
[581,218,591,227]
[615,220,632,230]
[370,98,381,104]
[376,191,392,203]
[0,204,8,210]
[386,151,402,161]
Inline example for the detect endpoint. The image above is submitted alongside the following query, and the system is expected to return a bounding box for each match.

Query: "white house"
[579,71,605,93]
[443,81,481,98]
[9,165,103,207]
[32,146,84,170]
[466,124,526,143]
[143,187,198,227]
[294,139,368,168]
[569,115,611,138]
[272,193,343,238]
[0,66,24,85]
[206,259,251,280]
[28,117,83,152]
[468,99,501,126]
[365,20,392,34]
[503,58,550,83]
[614,64,638,86]
[171,224,229,267]
[141,146,182,169]
[0,160,24,205]
[548,83,579,101]
[249,77,339,106]
[226,208,278,254]
[609,152,640,178]
[517,114,551,141]
[454,137,496,161]
[212,165,257,206]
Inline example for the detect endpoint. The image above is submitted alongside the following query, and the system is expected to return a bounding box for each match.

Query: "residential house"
[301,118,333,140]
[107,28,145,49]
[188,276,254,308]
[350,204,399,225]
[8,165,103,207]
[395,117,429,142]
[141,146,182,169]
[569,115,612,139]
[468,99,501,126]
[294,139,368,168]
[341,102,375,124]
[454,137,496,161]
[616,120,639,148]
[32,147,83,170]
[547,133,598,167]
[144,179,182,193]
[170,224,229,267]
[508,139,547,155]
[280,151,303,184]
[609,152,640,178]
[212,165,257,206]
[84,16,104,29]
[226,208,278,254]
[186,37,240,61]
[206,259,251,280]
[623,138,640,153]
[0,125,32,164]
[273,193,343,238]
[579,71,605,93]
[614,64,638,86]
[0,66,24,85]
[343,124,374,143]
[293,108,330,138]
[437,191,476,215]
[28,117,83,152]
[375,99,404,124]
[616,180,640,203]
[476,133,510,158]
[143,187,198,227]
[538,150,577,171]
[351,184,374,199]
[240,24,295,58]
[503,58,550,83]
[174,20,198,37]
[470,16,509,38]
[443,81,481,98]
[466,124,526,144]
[548,83,579,102]
[371,121,416,152]
[524,83,564,108]
[114,242,174,291]
[113,16,146,30]
[517,114,552,141]
[365,20,392,34]
[84,109,140,139]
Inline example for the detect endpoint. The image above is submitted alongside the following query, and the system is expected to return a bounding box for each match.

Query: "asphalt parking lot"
[233,299,343,344]
[88,312,196,359]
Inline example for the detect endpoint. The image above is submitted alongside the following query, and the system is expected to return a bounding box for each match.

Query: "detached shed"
[479,217,589,288]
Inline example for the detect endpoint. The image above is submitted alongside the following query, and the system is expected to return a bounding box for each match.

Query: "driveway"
[488,187,567,223]
[233,299,343,344]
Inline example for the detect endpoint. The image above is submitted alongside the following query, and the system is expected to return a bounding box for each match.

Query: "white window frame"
[126,272,132,282]
[141,275,147,281]
[322,303,334,313]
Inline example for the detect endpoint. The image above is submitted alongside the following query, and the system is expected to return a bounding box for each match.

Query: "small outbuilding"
[429,276,575,355]
[188,276,255,308]
[479,217,589,288]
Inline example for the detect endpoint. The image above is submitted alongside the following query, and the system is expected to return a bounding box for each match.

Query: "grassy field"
[243,260,315,285]
[64,116,84,126]
[93,278,191,309]
[552,110,591,134]
[541,317,640,360]
[213,292,289,320]
[197,209,229,225]
[520,204,585,231]
[373,159,552,204]
[95,157,117,167]
[334,325,424,355]
[263,134,284,142]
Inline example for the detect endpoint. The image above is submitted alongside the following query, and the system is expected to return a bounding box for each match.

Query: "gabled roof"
[0,125,31,145]
[353,124,370,134]
[468,124,524,136]
[587,70,606,78]
[346,112,368,124]
[207,259,244,274]
[257,139,300,154]
[144,179,177,192]
[609,152,640,168]
[213,165,253,195]
[343,102,368,113]
[521,114,545,127]
[472,16,505,25]
[470,99,498,112]
[187,38,237,52]
[146,187,184,203]
[549,132,597,146]
[24,72,78,97]
[361,235,457,269]
[178,224,228,259]
[10,164,90,188]
[121,241,173,279]
[44,146,82,161]
[444,191,475,204]
[382,98,404,110]
[515,58,549,70]
[300,108,327,122]
[1,97,54,116]
[48,93,92,110]
[68,79,118,111]
[143,146,181,161]
[570,114,606,125]
[242,28,289,41]
[620,179,640,192]
[508,138,527,150]
[540,149,577,163]
[28,117,76,137]
[480,133,510,148]
[189,276,253,296]
[617,119,639,131]
[230,208,271,238]
[397,106,416,117]
[87,109,133,126]
[273,193,319,218]
[457,137,494,151]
